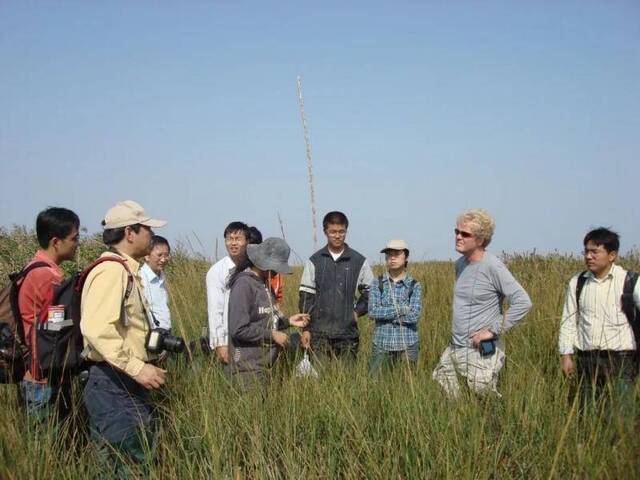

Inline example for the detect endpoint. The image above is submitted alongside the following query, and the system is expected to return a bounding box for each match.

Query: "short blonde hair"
[456,209,495,247]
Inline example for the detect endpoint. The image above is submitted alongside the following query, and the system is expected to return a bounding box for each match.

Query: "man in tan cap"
[80,200,167,472]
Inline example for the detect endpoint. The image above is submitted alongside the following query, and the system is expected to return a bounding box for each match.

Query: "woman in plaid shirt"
[368,240,423,374]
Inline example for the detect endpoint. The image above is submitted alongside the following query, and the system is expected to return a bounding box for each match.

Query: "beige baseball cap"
[103,200,167,229]
[380,239,409,253]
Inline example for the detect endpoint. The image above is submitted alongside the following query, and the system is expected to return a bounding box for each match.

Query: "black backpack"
[576,270,640,360]
[34,256,133,381]
[0,262,49,384]
[1,256,135,383]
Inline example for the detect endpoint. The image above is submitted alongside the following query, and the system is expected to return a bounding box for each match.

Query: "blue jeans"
[83,363,155,467]
[18,378,72,423]
[369,342,418,375]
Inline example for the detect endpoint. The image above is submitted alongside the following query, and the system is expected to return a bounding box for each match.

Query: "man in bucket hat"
[81,200,167,473]
[226,237,309,389]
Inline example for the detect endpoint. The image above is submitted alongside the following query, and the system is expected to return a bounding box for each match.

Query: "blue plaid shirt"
[368,274,422,351]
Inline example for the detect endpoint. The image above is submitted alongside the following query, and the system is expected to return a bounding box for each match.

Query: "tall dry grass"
[0,228,638,479]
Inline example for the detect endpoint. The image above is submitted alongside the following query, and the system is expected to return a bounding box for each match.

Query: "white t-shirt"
[329,249,344,261]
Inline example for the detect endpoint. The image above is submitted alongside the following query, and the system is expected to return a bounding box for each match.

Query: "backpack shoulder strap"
[8,261,51,344]
[76,256,134,300]
[9,261,50,284]
[621,271,638,324]
[575,271,588,317]
[378,275,384,294]
[75,256,136,344]
[407,279,416,300]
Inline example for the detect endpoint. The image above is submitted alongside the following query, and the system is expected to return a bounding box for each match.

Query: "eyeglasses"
[454,228,474,238]
[583,248,606,257]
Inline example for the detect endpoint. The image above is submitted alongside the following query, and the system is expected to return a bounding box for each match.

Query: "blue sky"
[1,1,638,262]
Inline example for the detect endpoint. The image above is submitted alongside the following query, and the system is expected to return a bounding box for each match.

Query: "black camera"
[146,328,185,354]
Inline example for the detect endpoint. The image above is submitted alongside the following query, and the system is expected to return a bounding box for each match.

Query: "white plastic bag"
[295,350,319,379]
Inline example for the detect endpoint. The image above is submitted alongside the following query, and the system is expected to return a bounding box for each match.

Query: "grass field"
[1,227,639,479]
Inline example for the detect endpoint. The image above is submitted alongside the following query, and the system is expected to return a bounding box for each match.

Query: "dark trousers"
[576,350,638,401]
[83,363,155,470]
[310,335,359,362]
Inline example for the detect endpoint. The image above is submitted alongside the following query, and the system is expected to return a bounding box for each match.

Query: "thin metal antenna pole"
[297,76,318,251]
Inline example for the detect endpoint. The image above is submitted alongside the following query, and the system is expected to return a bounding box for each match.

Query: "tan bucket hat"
[103,200,167,229]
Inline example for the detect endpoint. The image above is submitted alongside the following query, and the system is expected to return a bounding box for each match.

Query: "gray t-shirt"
[452,251,532,347]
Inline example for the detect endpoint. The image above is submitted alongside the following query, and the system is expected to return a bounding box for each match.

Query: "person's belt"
[87,358,160,369]
[576,349,636,358]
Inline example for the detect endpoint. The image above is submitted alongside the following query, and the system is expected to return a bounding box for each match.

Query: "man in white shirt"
[140,235,172,331]
[206,222,251,363]
[559,227,639,395]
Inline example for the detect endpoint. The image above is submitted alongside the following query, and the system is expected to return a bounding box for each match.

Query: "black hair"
[102,222,142,246]
[384,249,410,268]
[150,235,171,253]
[227,257,254,289]
[583,227,620,253]
[322,211,349,231]
[36,207,80,249]
[224,221,250,239]
[247,226,263,245]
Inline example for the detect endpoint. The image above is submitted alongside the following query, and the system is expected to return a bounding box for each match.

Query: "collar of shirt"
[32,249,63,275]
[101,250,141,275]
[583,264,619,284]
[321,244,351,260]
[140,262,165,285]
[381,273,414,286]
[222,255,236,270]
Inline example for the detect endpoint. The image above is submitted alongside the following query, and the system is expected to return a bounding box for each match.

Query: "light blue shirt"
[140,263,172,331]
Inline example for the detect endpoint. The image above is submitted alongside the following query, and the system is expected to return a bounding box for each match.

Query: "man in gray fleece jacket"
[432,209,532,397]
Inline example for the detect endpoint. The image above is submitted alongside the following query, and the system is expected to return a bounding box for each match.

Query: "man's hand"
[134,364,166,390]
[560,355,575,377]
[215,346,229,364]
[471,329,495,348]
[272,331,289,347]
[289,313,310,328]
[300,331,312,350]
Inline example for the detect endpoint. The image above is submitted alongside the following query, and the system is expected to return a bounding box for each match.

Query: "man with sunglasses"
[432,209,532,397]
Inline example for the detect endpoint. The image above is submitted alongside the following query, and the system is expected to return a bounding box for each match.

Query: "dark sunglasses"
[454,228,474,238]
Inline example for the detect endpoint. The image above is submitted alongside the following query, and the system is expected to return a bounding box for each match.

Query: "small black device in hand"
[479,338,496,357]
[146,328,186,354]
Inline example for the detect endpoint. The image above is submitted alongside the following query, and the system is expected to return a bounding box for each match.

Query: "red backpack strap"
[76,256,134,301]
